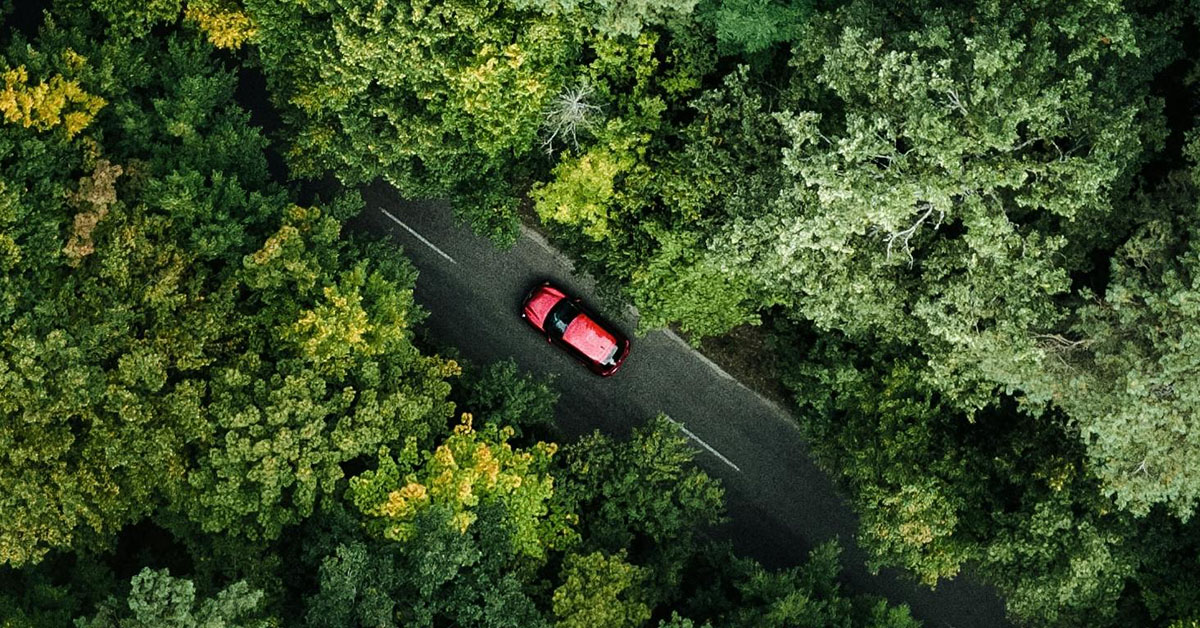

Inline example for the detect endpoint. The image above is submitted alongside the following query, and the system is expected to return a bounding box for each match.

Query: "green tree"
[456,358,560,438]
[303,541,401,628]
[623,66,791,336]
[783,334,1140,624]
[0,10,456,564]
[349,415,567,559]
[244,0,578,241]
[706,0,1156,396]
[682,543,920,628]
[171,206,458,541]
[555,416,724,604]
[1041,134,1200,514]
[74,568,271,628]
[305,418,571,628]
[0,20,266,565]
[514,0,698,37]
[551,551,650,628]
[698,0,809,54]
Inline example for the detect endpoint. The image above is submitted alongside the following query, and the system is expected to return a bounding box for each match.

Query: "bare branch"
[883,203,944,267]
[1008,137,1038,152]
[1033,333,1094,369]
[1033,333,1093,351]
[946,88,969,117]
[1133,459,1149,477]
[540,83,603,155]
[1049,139,1065,162]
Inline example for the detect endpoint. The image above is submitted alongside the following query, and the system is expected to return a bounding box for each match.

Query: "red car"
[521,281,631,376]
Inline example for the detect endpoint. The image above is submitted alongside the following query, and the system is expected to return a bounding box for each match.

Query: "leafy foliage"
[1043,135,1200,514]
[0,11,455,565]
[243,0,578,241]
[522,0,1200,621]
[555,417,725,604]
[349,415,564,558]
[455,358,559,438]
[698,0,810,54]
[551,551,650,628]
[75,568,271,628]
[10,0,1200,625]
[0,62,104,137]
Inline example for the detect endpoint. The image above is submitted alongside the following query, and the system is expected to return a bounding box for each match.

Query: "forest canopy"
[2,0,1200,626]
[0,2,916,627]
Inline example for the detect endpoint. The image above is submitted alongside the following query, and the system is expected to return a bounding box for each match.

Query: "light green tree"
[74,568,272,628]
[551,551,650,628]
[514,0,698,37]
[244,0,578,240]
[1038,134,1200,515]
[349,415,566,559]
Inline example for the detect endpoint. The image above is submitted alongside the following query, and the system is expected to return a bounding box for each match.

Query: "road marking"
[667,417,741,473]
[379,209,457,264]
[663,330,736,382]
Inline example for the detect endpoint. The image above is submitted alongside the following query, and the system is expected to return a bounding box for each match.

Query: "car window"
[545,299,580,338]
[599,343,619,366]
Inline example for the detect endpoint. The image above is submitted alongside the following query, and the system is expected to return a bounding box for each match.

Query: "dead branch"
[540,83,603,154]
[883,203,944,267]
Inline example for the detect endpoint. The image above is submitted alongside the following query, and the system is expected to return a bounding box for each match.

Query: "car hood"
[523,284,565,328]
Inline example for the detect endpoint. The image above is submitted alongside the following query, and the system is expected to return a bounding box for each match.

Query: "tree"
[170,206,458,541]
[569,0,1200,518]
[698,0,810,54]
[0,10,457,564]
[305,417,570,628]
[1041,134,1200,515]
[681,542,920,628]
[555,416,724,604]
[74,568,271,628]
[0,20,262,565]
[303,541,401,628]
[551,551,650,628]
[455,358,560,439]
[514,0,699,38]
[243,0,579,241]
[782,332,1142,625]
[706,0,1157,400]
[623,66,791,336]
[349,415,567,559]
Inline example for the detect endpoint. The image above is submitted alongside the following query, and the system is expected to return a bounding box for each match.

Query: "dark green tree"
[554,416,725,605]
[455,358,559,438]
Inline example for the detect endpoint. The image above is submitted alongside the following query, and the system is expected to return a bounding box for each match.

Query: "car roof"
[562,314,618,362]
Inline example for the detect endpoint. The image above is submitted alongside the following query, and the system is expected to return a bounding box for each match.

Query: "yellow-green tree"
[552,551,650,628]
[0,15,455,564]
[350,415,566,559]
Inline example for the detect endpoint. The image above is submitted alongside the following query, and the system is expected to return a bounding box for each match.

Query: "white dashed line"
[380,209,457,264]
[667,417,742,473]
[663,330,736,381]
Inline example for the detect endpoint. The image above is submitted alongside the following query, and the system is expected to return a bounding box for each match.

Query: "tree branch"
[883,203,944,267]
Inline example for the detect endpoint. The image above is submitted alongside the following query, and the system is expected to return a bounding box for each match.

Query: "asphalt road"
[354,182,1012,628]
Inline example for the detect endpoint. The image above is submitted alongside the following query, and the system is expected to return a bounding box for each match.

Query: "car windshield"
[545,299,580,338]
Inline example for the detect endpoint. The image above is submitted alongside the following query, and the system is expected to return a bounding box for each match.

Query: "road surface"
[353,182,1012,627]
